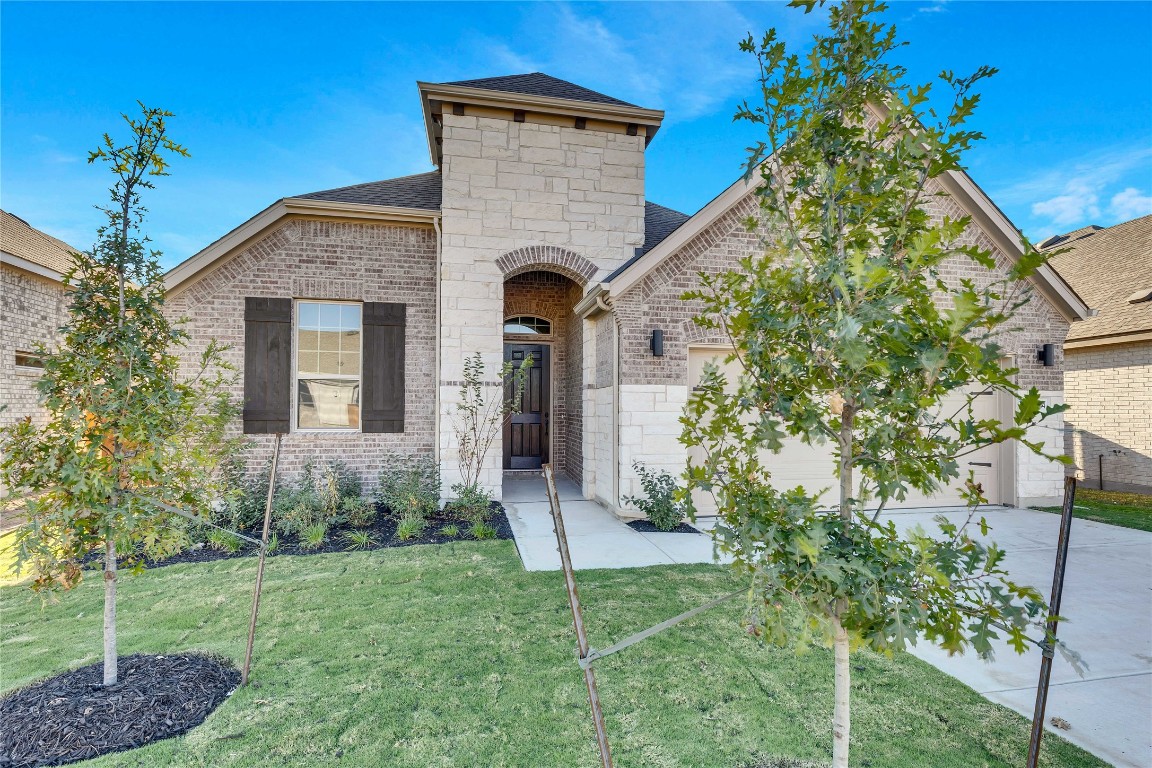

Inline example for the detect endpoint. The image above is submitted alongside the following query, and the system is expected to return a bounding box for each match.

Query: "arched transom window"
[503,315,551,335]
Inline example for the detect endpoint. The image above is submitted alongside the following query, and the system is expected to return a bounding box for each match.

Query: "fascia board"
[607,170,761,298]
[164,200,439,295]
[1,250,66,283]
[1064,331,1152,350]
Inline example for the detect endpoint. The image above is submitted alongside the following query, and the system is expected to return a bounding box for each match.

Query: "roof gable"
[1045,214,1152,344]
[441,73,638,108]
[0,209,79,279]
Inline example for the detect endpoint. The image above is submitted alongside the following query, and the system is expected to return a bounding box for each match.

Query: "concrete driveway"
[881,505,1151,768]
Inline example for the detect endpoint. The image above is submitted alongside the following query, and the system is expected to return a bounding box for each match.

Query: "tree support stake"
[242,433,282,686]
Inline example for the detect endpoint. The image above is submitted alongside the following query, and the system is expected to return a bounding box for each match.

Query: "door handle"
[968,462,992,467]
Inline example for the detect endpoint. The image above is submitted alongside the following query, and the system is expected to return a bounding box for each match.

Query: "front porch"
[501,472,720,571]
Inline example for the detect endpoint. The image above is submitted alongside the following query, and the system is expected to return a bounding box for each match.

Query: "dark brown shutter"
[243,297,292,434]
[362,302,405,433]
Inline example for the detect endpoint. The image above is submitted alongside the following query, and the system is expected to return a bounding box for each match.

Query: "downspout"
[611,307,621,512]
[433,215,442,469]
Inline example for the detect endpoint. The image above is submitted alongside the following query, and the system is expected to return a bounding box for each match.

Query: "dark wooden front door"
[503,343,549,470]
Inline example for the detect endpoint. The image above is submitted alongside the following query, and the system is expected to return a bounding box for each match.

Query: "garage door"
[687,347,1004,512]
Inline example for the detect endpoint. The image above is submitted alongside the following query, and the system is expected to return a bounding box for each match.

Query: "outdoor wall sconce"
[1037,343,1055,367]
[650,329,664,357]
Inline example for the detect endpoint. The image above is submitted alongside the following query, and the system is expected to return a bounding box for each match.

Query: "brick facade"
[1065,341,1152,493]
[0,266,67,430]
[166,219,438,488]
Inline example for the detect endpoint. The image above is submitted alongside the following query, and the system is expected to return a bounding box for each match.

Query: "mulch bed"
[106,504,514,570]
[0,653,238,768]
[626,519,702,534]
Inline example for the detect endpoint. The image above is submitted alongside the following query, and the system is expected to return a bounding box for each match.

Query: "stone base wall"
[167,219,438,491]
[1064,342,1152,494]
[1017,392,1069,507]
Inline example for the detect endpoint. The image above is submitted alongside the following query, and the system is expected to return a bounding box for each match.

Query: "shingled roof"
[604,202,692,282]
[441,73,638,108]
[0,209,80,276]
[1044,214,1152,342]
[293,171,442,210]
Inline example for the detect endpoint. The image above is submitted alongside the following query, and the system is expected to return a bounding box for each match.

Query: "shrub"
[450,482,493,524]
[395,516,426,541]
[341,496,376,528]
[377,454,440,523]
[220,458,272,532]
[301,522,328,550]
[343,530,375,551]
[624,461,685,532]
[469,521,497,540]
[439,523,461,538]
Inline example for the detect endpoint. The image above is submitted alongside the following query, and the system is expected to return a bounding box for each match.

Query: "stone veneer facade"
[1064,341,1152,493]
[437,109,646,497]
[166,219,438,487]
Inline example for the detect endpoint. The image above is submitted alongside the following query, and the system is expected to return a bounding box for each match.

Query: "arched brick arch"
[495,245,598,286]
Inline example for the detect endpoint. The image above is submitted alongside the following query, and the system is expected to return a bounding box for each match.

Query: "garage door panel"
[687,348,1003,513]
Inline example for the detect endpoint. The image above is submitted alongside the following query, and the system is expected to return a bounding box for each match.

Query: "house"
[1043,215,1152,494]
[163,73,1091,511]
[1,210,76,431]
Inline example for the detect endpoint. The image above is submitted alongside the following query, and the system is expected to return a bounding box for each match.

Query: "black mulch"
[114,504,513,570]
[0,653,239,768]
[626,519,702,534]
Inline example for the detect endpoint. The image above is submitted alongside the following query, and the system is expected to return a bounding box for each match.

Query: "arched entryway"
[502,270,584,483]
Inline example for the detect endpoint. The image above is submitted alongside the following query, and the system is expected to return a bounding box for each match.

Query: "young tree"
[0,104,240,686]
[681,3,1073,765]
[450,351,532,491]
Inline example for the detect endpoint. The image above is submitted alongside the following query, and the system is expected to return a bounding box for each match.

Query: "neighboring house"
[1043,215,1152,494]
[1,210,76,431]
[164,73,1091,511]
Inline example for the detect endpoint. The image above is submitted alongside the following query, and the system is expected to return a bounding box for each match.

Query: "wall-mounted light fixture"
[650,329,664,357]
[1037,343,1055,367]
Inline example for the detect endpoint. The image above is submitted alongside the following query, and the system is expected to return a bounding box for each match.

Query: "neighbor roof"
[0,209,79,278]
[294,171,442,210]
[441,73,638,108]
[1044,214,1152,344]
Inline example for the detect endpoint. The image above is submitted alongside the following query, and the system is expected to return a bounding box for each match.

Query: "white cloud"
[918,1,949,13]
[1109,187,1152,222]
[1031,181,1101,228]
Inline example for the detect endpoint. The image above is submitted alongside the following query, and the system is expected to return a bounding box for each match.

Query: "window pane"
[298,329,319,352]
[299,302,319,330]
[298,379,359,429]
[340,352,360,376]
[317,350,341,375]
[504,316,550,335]
[340,329,360,353]
[341,304,361,330]
[317,330,341,352]
[318,304,341,331]
[298,350,319,375]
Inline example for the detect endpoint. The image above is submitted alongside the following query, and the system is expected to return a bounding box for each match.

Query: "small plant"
[343,530,376,551]
[266,532,279,554]
[439,523,461,538]
[301,522,328,550]
[206,528,242,553]
[341,496,376,528]
[624,461,685,531]
[377,454,440,525]
[469,521,497,540]
[395,516,425,542]
[451,352,532,489]
[450,482,493,525]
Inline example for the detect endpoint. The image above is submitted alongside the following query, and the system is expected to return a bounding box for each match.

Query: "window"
[15,350,44,369]
[504,316,551,335]
[296,301,361,430]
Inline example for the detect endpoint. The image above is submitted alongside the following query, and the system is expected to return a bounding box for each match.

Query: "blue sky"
[3,1,1150,271]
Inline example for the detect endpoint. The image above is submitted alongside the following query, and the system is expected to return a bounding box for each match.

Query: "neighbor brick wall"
[1065,341,1152,493]
[166,219,437,489]
[0,266,68,430]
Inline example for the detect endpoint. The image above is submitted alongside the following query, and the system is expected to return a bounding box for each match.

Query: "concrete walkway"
[502,473,721,571]
[503,475,1151,767]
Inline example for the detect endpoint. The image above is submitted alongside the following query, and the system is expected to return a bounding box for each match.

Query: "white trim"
[163,199,440,295]
[1064,331,1152,350]
[1,250,66,283]
[293,299,364,433]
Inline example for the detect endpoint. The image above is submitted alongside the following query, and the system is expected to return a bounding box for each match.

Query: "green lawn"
[2,541,1104,768]
[1037,487,1152,532]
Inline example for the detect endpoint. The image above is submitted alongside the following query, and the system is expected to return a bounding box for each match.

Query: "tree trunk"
[103,538,117,686]
[832,614,851,768]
